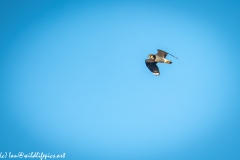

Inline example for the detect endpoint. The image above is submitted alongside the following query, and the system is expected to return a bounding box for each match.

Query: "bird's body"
[145,49,177,76]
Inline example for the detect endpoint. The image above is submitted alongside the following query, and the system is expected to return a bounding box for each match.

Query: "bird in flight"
[145,49,178,76]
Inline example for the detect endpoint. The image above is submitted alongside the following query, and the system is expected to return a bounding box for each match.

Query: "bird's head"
[148,54,155,60]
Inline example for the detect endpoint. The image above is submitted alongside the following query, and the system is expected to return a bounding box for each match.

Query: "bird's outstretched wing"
[156,49,168,58]
[145,59,160,76]
[157,49,179,59]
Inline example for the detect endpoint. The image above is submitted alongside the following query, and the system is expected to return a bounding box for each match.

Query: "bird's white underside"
[153,72,159,76]
[163,58,168,63]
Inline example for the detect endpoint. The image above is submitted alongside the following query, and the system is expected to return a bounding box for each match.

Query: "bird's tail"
[165,59,172,64]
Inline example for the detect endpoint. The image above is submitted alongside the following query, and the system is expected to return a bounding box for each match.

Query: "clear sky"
[1,0,240,159]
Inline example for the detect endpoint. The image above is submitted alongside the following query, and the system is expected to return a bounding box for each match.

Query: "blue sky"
[1,0,240,159]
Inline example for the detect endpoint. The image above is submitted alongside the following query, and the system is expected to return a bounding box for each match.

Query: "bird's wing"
[145,59,160,76]
[156,49,168,58]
